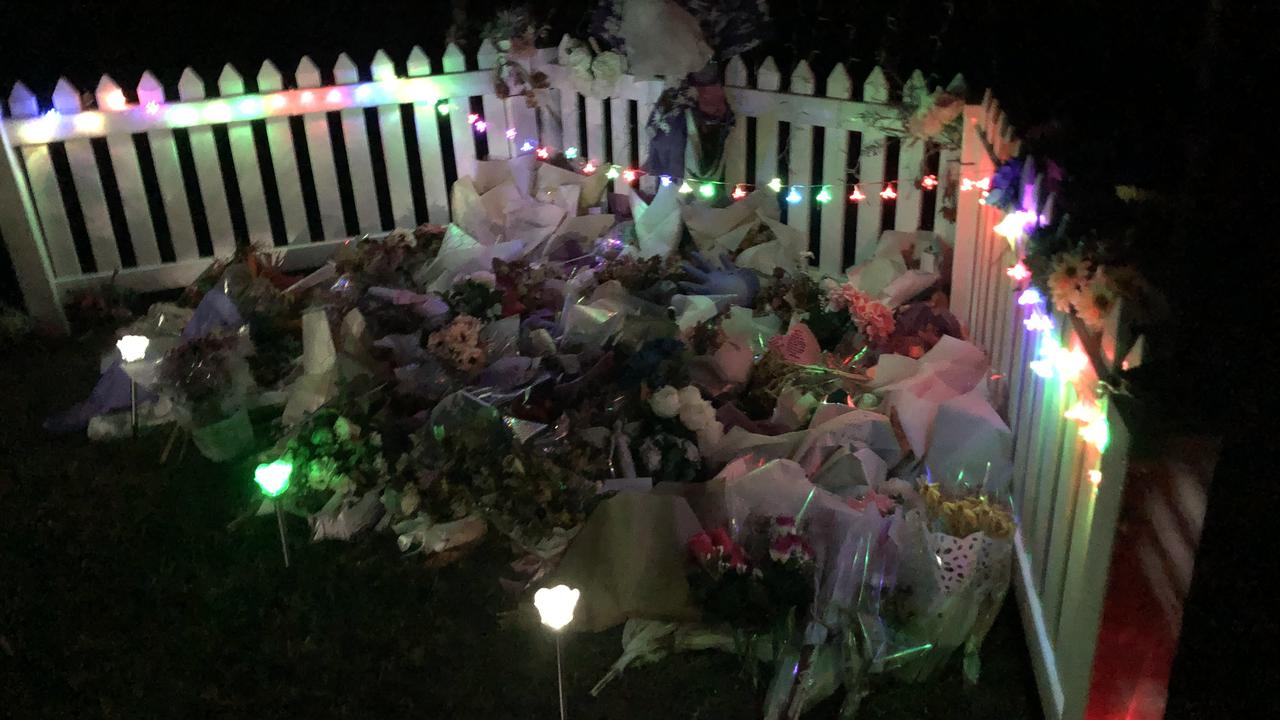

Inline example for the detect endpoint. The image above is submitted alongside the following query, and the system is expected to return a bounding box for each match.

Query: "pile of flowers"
[825,283,896,342]
[426,314,487,372]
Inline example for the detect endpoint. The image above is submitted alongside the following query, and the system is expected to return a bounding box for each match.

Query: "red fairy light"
[848,185,866,202]
[582,161,597,175]
[535,146,551,160]
[921,174,939,190]
[1006,261,1031,282]
[879,183,897,200]
[467,112,480,125]
[622,168,638,183]
[731,184,748,200]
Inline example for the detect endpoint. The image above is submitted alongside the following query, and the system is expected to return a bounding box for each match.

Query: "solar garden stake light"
[116,335,149,438]
[534,585,581,720]
[254,459,294,568]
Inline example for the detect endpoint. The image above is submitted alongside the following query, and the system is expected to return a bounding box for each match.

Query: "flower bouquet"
[158,332,255,461]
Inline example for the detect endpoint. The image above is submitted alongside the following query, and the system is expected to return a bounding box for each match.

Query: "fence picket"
[609,95,632,194]
[215,64,273,245]
[477,40,513,158]
[406,47,449,224]
[583,88,606,172]
[853,66,889,264]
[786,61,815,238]
[94,75,160,266]
[441,44,478,183]
[52,78,120,271]
[255,61,311,244]
[293,57,346,239]
[0,106,66,326]
[934,145,958,237]
[136,72,198,259]
[8,82,80,276]
[370,50,415,228]
[817,63,852,274]
[333,54,381,232]
[893,71,927,231]
[724,56,748,188]
[178,68,235,256]
[754,57,781,188]
[635,80,655,190]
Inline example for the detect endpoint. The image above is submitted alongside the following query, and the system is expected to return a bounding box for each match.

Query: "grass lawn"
[0,330,1043,718]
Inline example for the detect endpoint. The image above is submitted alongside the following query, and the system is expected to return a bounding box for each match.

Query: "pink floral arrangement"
[768,516,815,564]
[847,489,898,517]
[426,314,487,372]
[688,527,750,574]
[826,284,896,342]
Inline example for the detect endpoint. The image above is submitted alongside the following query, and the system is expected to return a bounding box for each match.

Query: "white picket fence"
[951,94,1133,720]
[0,40,956,328]
[0,39,1128,720]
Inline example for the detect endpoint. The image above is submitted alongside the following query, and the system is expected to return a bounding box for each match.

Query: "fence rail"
[951,96,1131,720]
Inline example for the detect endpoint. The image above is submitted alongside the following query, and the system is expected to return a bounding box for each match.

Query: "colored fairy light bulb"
[879,183,897,200]
[1006,261,1031,282]
[1081,418,1110,452]
[767,178,783,193]
[785,186,803,204]
[582,161,597,174]
[74,112,105,132]
[698,182,716,198]
[436,100,451,115]
[731,184,748,200]
[144,101,161,116]
[534,585,580,631]
[325,89,343,103]
[238,98,261,115]
[1024,310,1054,333]
[166,106,198,126]
[300,91,315,105]
[1088,469,1102,486]
[204,102,232,123]
[815,186,833,203]
[474,120,488,132]
[921,174,939,190]
[605,166,620,180]
[269,95,287,110]
[116,335,149,363]
[355,85,373,101]
[995,210,1038,241]
[564,146,579,159]
[254,458,293,498]
[678,181,693,194]
[535,146,551,160]
[521,139,536,152]
[659,175,673,187]
[622,169,638,183]
[467,112,480,125]
[103,89,127,111]
[849,185,866,202]
[1017,287,1043,306]
[977,177,991,190]
[505,128,518,140]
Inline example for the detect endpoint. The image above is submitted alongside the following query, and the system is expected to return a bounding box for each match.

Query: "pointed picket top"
[95,74,124,109]
[902,69,927,106]
[52,78,84,113]
[371,49,397,81]
[295,56,323,88]
[824,63,852,99]
[257,60,285,92]
[178,67,207,101]
[756,56,780,91]
[980,88,993,115]
[790,60,815,95]
[725,56,748,87]
[441,42,465,72]
[862,66,889,103]
[137,71,166,104]
[406,46,433,77]
[333,53,360,85]
[477,38,500,70]
[946,73,966,96]
[217,63,246,96]
[8,81,39,118]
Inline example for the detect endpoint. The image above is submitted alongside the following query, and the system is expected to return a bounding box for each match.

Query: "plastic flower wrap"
[157,331,249,426]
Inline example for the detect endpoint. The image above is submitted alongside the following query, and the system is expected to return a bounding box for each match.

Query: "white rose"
[697,420,724,454]
[649,385,681,418]
[679,399,715,432]
[677,385,703,409]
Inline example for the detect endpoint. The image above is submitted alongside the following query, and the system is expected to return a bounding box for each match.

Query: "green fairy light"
[436,100,451,116]
[254,459,293,498]
[605,166,621,180]
[698,182,716,198]
[564,146,579,159]
[815,186,833,203]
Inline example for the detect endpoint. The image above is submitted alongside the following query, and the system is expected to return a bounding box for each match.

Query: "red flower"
[709,528,733,550]
[688,532,715,561]
[727,544,749,570]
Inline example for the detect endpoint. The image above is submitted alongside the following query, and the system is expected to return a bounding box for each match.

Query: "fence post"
[950,103,986,330]
[0,118,69,331]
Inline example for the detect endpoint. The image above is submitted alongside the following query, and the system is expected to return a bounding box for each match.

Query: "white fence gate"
[0,40,1128,720]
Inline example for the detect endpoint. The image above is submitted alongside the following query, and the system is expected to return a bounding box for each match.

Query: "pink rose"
[688,532,715,561]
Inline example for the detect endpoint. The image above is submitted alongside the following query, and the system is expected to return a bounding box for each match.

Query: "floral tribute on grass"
[57,146,1017,716]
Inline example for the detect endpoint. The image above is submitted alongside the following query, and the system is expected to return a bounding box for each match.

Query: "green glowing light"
[767,178,783,193]
[564,146,579,159]
[254,459,293,498]
[605,166,621,180]
[698,182,716,198]
[815,186,833,203]
[436,100,451,116]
